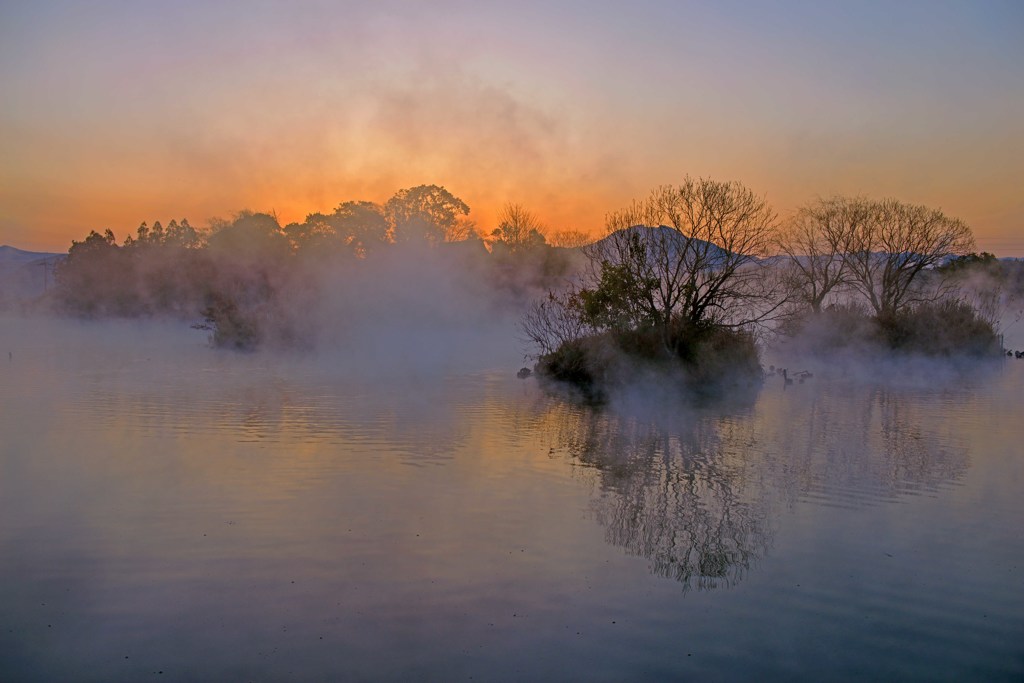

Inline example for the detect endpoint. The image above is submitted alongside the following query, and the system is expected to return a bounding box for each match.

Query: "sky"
[1,0,1022,254]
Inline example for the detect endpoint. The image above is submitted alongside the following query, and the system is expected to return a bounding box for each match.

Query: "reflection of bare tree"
[538,375,973,591]
[548,406,774,592]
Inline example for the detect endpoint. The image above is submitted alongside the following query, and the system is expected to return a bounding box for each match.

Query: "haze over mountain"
[0,245,64,263]
[0,245,64,305]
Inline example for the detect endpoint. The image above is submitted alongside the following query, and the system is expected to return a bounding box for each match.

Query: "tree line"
[50,176,1011,365]
[51,184,583,348]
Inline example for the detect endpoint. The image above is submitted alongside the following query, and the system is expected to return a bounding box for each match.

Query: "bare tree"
[520,288,588,357]
[585,177,783,350]
[777,196,868,313]
[491,202,547,254]
[845,199,975,316]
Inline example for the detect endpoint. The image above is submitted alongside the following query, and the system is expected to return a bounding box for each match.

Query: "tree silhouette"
[385,184,470,245]
[777,197,865,313]
[207,211,290,262]
[490,202,547,254]
[845,198,974,316]
[557,178,784,359]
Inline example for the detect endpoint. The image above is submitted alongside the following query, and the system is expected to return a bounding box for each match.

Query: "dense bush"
[535,338,604,398]
[201,295,261,351]
[686,325,762,389]
[876,300,1000,357]
[781,302,877,351]
[535,320,762,402]
[784,299,1000,357]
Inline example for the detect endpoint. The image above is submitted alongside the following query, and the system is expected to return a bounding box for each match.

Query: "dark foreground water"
[1,317,1022,681]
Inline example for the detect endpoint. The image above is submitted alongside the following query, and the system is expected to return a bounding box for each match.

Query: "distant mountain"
[590,226,738,267]
[0,245,65,264]
[0,246,65,306]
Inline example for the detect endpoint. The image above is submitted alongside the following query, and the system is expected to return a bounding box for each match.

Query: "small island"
[522,179,1006,401]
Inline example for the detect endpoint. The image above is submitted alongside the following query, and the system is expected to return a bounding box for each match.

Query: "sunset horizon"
[2,1,1022,255]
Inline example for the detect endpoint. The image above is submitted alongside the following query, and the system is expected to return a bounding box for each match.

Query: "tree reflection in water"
[541,395,772,592]
[538,378,971,591]
[589,414,772,591]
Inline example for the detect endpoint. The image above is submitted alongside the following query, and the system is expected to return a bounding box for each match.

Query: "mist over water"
[2,313,1023,681]
[4,1,1023,677]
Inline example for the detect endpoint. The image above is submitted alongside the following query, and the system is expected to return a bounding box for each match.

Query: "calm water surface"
[1,317,1023,681]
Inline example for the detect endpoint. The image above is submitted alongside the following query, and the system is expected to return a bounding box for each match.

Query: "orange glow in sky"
[1,2,1022,254]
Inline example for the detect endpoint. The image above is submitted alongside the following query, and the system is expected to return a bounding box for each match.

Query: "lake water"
[2,316,1023,681]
